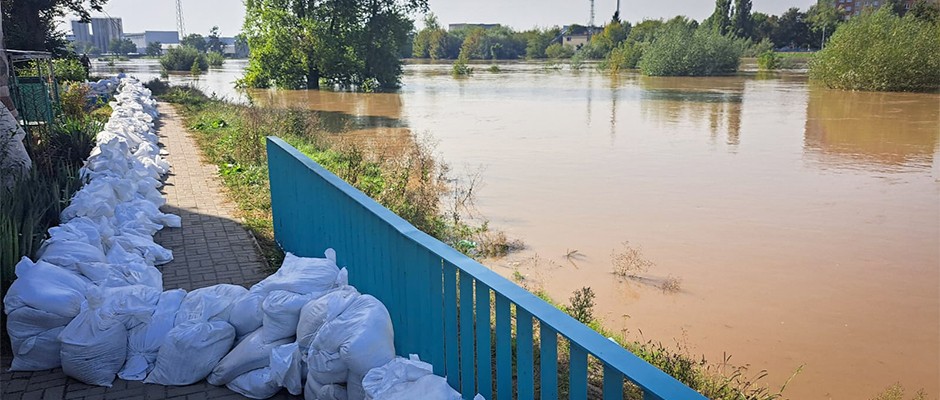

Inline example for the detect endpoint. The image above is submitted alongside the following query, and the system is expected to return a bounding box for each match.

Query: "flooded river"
[101,60,940,399]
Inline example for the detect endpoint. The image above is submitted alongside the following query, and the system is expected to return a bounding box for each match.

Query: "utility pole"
[176,0,186,38]
[588,0,595,38]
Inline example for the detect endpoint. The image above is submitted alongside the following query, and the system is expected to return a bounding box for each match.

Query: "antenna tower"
[589,0,595,37]
[176,0,186,38]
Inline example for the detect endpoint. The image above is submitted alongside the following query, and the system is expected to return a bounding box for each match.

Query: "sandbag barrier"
[3,76,480,400]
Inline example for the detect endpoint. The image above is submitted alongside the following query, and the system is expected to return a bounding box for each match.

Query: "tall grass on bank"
[810,7,940,92]
[149,81,518,269]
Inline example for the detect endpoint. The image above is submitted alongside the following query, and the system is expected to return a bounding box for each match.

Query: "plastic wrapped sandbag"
[348,371,366,400]
[145,320,236,385]
[250,250,342,297]
[296,286,360,351]
[59,285,158,387]
[76,261,163,290]
[262,290,314,343]
[305,367,349,400]
[229,293,264,338]
[175,284,249,325]
[270,343,305,395]
[373,374,461,400]
[3,257,89,319]
[207,329,292,386]
[362,356,433,400]
[6,324,65,371]
[108,231,174,266]
[309,295,395,381]
[36,240,107,274]
[226,368,281,399]
[119,289,186,381]
[46,217,105,250]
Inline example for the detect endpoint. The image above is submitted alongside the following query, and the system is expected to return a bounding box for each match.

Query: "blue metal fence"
[266,137,706,400]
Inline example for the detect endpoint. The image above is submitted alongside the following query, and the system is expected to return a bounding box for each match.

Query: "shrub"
[206,51,225,67]
[53,58,88,82]
[809,8,940,92]
[638,23,743,76]
[160,46,208,72]
[59,82,91,120]
[566,287,596,324]
[545,43,575,59]
[757,50,780,70]
[606,40,646,71]
[611,241,655,278]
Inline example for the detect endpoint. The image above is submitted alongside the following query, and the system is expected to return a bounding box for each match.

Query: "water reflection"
[804,88,940,171]
[637,75,745,147]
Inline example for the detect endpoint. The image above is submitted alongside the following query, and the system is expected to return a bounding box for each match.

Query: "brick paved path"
[1,103,296,399]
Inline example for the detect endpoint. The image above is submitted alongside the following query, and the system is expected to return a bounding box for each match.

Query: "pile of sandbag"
[3,76,177,386]
[3,75,479,400]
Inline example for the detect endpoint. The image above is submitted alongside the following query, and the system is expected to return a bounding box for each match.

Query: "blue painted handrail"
[266,137,707,400]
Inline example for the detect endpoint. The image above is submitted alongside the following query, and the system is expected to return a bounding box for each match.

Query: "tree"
[180,34,207,53]
[908,0,940,22]
[772,7,810,49]
[146,41,162,57]
[1,0,109,53]
[751,12,777,42]
[590,20,630,56]
[109,37,135,55]
[731,0,753,38]
[705,0,733,35]
[806,1,844,48]
[206,26,223,54]
[242,0,428,90]
[233,34,249,58]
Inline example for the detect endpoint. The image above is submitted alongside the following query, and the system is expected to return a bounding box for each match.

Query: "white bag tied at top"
[145,319,237,386]
[362,356,433,400]
[270,342,305,395]
[308,295,396,383]
[59,285,160,387]
[119,289,187,381]
[250,250,343,298]
[3,258,90,371]
[296,286,360,352]
[226,367,282,399]
[207,328,292,386]
[371,374,462,400]
[175,283,250,325]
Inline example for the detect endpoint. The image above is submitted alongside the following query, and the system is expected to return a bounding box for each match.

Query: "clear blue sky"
[60,0,817,37]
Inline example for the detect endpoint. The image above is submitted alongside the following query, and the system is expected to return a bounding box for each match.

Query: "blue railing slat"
[475,280,492,399]
[266,137,707,400]
[444,261,460,389]
[425,250,446,376]
[459,271,476,398]
[495,294,512,400]
[570,344,588,400]
[604,364,624,400]
[539,324,558,399]
[516,309,534,399]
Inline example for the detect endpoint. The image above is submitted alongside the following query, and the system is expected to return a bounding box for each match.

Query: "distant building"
[124,31,180,54]
[560,25,601,49]
[448,23,501,31]
[90,17,123,54]
[836,0,939,18]
[70,21,93,51]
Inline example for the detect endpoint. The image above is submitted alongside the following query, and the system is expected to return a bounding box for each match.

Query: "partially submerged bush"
[545,43,575,59]
[206,51,225,67]
[810,8,940,92]
[611,241,655,278]
[606,40,646,71]
[639,22,743,76]
[160,46,208,72]
[757,50,780,71]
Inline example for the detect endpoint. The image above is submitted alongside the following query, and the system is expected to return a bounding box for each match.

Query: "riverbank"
[152,81,808,400]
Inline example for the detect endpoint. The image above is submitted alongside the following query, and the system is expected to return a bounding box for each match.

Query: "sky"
[59,0,818,37]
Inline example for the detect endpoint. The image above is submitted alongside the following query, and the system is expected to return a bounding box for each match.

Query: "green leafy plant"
[566,286,596,324]
[160,46,208,72]
[206,51,225,67]
[638,19,744,76]
[756,50,780,70]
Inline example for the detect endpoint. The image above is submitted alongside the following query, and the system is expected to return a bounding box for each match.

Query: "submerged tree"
[242,0,427,90]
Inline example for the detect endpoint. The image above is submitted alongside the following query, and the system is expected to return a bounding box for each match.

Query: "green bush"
[757,50,780,70]
[809,8,940,92]
[606,40,646,71]
[206,51,225,67]
[545,43,575,59]
[638,22,743,76]
[53,58,88,82]
[160,46,208,72]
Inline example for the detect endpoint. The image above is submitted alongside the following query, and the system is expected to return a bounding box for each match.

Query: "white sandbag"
[270,343,305,395]
[311,295,395,377]
[107,231,174,266]
[305,367,348,400]
[175,284,249,325]
[46,217,105,250]
[119,289,186,381]
[226,368,281,399]
[348,371,366,400]
[36,240,107,274]
[207,329,292,386]
[373,374,461,400]
[229,293,264,338]
[296,286,360,351]
[3,257,89,319]
[250,250,342,297]
[7,325,65,371]
[363,356,433,400]
[58,285,159,387]
[76,261,163,290]
[145,320,236,385]
[261,290,314,343]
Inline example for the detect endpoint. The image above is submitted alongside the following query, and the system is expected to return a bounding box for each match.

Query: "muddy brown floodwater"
[106,60,940,399]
